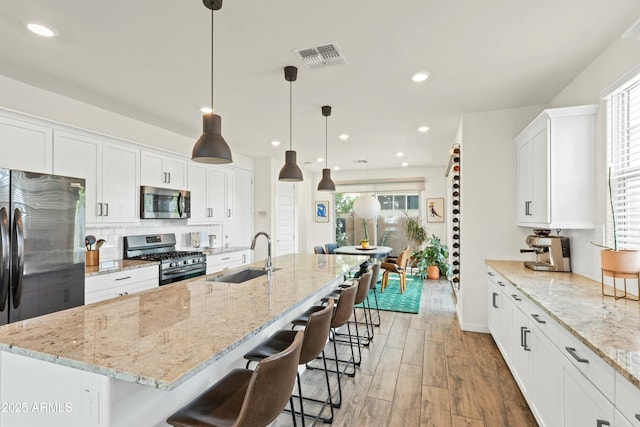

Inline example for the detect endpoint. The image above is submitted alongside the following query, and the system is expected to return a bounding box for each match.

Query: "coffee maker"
[521,229,572,272]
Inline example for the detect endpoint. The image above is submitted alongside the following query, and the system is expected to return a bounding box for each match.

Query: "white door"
[275,178,295,256]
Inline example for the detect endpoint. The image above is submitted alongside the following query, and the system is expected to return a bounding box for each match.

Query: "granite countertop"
[486,260,640,389]
[85,259,158,277]
[0,254,365,390]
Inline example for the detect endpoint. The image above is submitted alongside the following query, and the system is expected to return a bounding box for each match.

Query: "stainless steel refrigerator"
[0,169,86,325]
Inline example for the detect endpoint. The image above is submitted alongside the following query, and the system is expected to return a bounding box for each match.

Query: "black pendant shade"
[279,66,303,182]
[192,113,232,164]
[192,0,233,164]
[317,168,336,191]
[317,105,335,191]
[279,150,304,182]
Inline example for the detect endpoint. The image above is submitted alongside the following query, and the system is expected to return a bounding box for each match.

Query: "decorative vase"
[601,249,640,277]
[361,241,369,249]
[427,265,440,280]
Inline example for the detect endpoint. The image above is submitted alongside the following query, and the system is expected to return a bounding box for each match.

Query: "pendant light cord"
[289,80,293,151]
[210,8,214,111]
[325,115,328,168]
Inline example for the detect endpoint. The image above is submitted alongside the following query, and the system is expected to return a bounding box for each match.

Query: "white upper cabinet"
[515,105,597,228]
[0,115,52,173]
[140,150,187,190]
[53,130,140,225]
[188,164,236,224]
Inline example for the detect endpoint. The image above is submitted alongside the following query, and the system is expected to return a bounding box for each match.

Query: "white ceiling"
[1,1,640,171]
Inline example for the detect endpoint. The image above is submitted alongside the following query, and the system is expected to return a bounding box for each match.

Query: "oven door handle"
[163,268,205,276]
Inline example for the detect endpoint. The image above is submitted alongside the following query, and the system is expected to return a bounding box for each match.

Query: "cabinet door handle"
[242,254,246,263]
[520,326,526,348]
[596,420,610,427]
[167,172,171,183]
[104,203,109,216]
[115,276,132,281]
[497,281,506,287]
[221,257,231,261]
[98,203,103,216]
[531,313,546,324]
[565,347,589,364]
[523,328,531,351]
[227,208,231,218]
[525,201,532,216]
[492,292,498,308]
[512,294,522,301]
[488,271,494,276]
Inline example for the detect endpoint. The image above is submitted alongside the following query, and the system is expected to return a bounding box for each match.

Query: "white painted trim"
[600,63,640,99]
[459,322,490,333]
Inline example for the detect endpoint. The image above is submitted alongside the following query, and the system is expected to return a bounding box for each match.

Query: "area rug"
[357,274,424,314]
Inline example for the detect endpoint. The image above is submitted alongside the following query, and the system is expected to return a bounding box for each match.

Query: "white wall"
[547,35,640,281]
[458,105,545,331]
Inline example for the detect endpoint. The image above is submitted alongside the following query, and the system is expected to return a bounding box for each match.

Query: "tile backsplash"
[87,220,227,262]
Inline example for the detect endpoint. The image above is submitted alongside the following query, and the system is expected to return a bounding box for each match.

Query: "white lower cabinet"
[562,352,614,427]
[206,251,243,275]
[616,373,640,426]
[530,323,561,427]
[85,266,158,304]
[486,266,637,427]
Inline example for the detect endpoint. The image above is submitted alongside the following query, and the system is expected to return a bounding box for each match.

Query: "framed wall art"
[427,198,445,223]
[315,200,329,222]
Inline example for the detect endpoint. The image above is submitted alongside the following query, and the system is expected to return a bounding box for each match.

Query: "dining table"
[333,245,393,259]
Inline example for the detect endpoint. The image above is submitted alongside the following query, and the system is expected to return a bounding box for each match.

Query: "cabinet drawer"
[208,251,242,267]
[616,373,640,426]
[559,327,614,400]
[507,286,529,314]
[86,266,158,291]
[528,303,558,346]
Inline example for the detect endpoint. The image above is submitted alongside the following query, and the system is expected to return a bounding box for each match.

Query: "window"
[607,73,640,249]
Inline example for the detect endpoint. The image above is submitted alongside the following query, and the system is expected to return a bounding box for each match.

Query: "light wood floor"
[272,280,538,427]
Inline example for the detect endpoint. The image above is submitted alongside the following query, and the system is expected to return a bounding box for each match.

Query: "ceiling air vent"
[294,43,346,69]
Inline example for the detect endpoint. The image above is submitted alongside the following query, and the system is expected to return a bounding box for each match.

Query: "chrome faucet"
[251,232,272,271]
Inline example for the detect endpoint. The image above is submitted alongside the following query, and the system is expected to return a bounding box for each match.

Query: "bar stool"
[331,272,374,351]
[314,246,326,254]
[166,331,304,427]
[244,300,335,425]
[367,263,382,327]
[293,284,358,409]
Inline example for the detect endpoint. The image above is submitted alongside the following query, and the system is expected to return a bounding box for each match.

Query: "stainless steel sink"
[208,267,280,283]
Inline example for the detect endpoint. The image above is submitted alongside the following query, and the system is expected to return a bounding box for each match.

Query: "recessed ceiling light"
[333,166,340,171]
[200,106,213,113]
[271,140,281,146]
[338,134,349,140]
[396,152,404,157]
[26,23,58,38]
[402,162,409,167]
[418,126,430,133]
[317,157,324,163]
[411,72,429,82]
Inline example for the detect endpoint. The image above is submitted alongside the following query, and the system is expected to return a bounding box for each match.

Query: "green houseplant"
[403,212,427,249]
[414,234,451,280]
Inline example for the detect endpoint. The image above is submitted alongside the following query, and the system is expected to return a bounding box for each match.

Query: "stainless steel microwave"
[140,186,190,219]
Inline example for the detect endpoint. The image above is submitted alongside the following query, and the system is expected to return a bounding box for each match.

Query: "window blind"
[607,73,640,250]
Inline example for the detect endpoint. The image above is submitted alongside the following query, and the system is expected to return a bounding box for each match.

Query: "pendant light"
[278,66,303,182]
[192,0,233,164]
[317,105,336,191]
[353,160,381,218]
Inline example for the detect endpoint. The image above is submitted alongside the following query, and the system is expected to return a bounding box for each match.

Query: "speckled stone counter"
[85,259,158,277]
[0,254,365,391]
[487,260,640,389]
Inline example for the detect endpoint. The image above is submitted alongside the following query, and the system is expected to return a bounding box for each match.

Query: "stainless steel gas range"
[124,234,206,285]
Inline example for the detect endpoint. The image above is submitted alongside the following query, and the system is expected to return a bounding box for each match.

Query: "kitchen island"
[0,253,365,427]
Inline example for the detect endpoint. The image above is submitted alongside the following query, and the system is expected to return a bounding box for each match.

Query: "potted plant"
[360,238,369,249]
[414,234,451,280]
[403,212,427,249]
[595,167,640,276]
